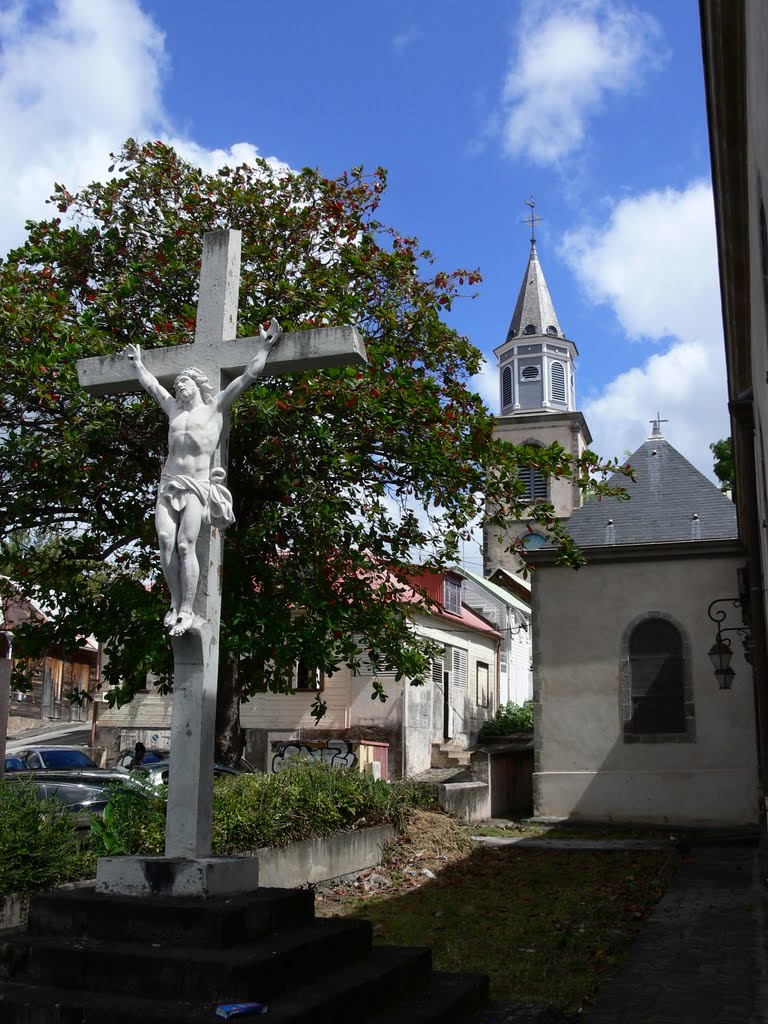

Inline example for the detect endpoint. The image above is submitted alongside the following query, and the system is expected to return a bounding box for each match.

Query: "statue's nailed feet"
[163,605,178,629]
[169,609,195,636]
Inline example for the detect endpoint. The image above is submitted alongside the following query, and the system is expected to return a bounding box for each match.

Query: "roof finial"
[522,195,542,248]
[650,412,668,438]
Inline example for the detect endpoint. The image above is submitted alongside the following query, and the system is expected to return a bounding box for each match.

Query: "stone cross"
[77,229,366,867]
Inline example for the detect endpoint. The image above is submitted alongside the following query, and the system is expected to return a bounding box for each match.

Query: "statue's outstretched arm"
[123,343,173,409]
[217,319,282,411]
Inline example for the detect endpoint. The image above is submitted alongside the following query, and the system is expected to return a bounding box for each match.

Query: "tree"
[0,140,628,762]
[710,437,734,494]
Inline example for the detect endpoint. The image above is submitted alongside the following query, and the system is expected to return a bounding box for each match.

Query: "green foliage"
[479,699,534,738]
[96,761,436,857]
[0,139,630,743]
[0,780,92,895]
[710,437,734,493]
[89,784,167,856]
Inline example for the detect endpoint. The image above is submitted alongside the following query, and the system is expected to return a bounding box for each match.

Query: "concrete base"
[95,855,261,898]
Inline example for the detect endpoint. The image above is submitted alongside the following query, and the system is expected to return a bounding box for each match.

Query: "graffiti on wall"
[270,738,358,774]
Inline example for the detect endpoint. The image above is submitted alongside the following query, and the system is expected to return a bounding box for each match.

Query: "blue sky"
[0,0,725,500]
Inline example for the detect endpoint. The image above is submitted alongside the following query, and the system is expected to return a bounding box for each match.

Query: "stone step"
[26,885,313,948]
[25,917,372,1003]
[365,971,490,1024]
[431,743,473,769]
[0,946,435,1024]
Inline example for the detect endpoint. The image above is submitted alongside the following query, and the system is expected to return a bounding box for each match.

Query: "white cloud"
[0,0,289,256]
[471,356,499,415]
[563,181,729,477]
[392,26,421,53]
[500,0,666,166]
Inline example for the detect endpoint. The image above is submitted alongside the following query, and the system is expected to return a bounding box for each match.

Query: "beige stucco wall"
[485,413,591,576]
[533,551,760,826]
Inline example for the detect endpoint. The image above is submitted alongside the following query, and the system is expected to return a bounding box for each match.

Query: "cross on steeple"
[650,412,669,437]
[522,195,542,246]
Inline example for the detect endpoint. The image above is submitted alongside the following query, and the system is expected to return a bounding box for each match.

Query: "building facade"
[484,236,592,576]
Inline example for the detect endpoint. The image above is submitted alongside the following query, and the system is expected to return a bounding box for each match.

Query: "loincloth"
[158,468,235,530]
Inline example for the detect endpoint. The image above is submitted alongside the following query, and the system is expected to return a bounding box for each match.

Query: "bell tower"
[483,200,593,575]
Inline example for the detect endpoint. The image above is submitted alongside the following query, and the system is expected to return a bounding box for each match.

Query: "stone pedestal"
[95,855,261,898]
[0,885,488,1023]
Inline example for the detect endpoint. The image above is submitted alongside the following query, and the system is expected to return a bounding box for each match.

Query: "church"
[484,220,760,828]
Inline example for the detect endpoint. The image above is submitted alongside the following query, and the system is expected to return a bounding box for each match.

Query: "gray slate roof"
[506,242,563,343]
[562,433,737,547]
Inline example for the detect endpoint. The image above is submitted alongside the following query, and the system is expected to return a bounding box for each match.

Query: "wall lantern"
[707,598,751,689]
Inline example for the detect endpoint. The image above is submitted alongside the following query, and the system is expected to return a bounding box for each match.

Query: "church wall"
[532,551,760,826]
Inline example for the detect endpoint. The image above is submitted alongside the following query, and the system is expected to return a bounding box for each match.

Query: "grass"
[316,814,671,1014]
[471,820,678,842]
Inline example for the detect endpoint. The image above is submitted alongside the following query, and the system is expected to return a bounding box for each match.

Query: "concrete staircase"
[0,885,487,1023]
[431,742,473,769]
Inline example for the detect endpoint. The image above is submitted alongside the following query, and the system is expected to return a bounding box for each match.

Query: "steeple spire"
[505,198,562,344]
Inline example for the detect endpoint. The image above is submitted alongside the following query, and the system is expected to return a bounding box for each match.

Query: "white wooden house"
[95,569,500,779]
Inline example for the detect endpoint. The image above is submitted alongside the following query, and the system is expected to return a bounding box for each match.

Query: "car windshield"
[41,750,97,769]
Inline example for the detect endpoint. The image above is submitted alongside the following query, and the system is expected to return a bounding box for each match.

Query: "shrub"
[479,699,534,738]
[0,779,91,895]
[95,760,437,858]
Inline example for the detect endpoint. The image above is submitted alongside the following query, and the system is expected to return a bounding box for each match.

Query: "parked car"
[3,755,25,772]
[2,768,149,828]
[111,747,170,771]
[13,747,98,770]
[133,760,242,787]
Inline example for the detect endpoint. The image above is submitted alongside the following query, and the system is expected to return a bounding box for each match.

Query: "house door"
[431,656,447,743]
[42,659,57,718]
[443,670,453,740]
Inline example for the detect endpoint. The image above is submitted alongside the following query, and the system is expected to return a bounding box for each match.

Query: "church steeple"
[483,200,593,578]
[494,203,578,417]
[505,241,563,344]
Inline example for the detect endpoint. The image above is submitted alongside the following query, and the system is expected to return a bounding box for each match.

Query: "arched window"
[550,361,566,402]
[519,444,547,503]
[523,324,536,335]
[521,533,547,549]
[627,618,685,735]
[502,365,512,407]
[546,325,558,336]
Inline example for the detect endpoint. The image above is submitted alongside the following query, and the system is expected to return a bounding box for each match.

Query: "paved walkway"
[472,839,768,1023]
[585,841,768,1024]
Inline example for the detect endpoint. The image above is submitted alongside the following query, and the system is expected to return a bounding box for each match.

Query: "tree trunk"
[215,657,244,766]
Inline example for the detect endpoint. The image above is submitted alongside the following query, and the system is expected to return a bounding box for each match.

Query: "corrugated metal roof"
[452,564,531,614]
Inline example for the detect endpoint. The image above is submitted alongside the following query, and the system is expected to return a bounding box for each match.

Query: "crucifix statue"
[77,229,366,886]
[122,319,280,637]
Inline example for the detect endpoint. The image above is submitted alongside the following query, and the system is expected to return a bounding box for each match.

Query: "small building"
[95,568,501,780]
[1,587,98,729]
[452,564,532,706]
[527,425,759,827]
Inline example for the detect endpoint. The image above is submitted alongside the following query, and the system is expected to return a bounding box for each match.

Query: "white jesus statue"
[123,318,281,636]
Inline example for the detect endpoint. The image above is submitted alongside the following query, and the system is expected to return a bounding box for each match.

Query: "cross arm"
[77,326,368,396]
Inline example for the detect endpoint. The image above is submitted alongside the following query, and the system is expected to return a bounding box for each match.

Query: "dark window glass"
[295,658,320,691]
[40,750,97,769]
[524,324,536,334]
[628,619,685,733]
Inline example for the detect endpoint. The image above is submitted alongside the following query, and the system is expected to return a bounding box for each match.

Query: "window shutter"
[452,649,468,689]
